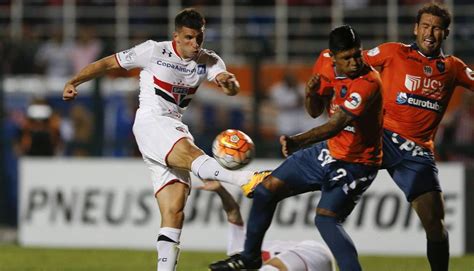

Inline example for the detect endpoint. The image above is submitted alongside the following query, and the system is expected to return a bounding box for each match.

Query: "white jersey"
[261,240,335,271]
[118,40,227,193]
[226,224,335,271]
[115,40,226,119]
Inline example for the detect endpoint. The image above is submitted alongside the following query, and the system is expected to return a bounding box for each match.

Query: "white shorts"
[133,107,194,195]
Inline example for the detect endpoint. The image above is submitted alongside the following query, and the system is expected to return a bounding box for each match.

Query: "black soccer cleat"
[208,253,262,271]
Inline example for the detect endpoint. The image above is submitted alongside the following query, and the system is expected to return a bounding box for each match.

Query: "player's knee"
[314,214,337,228]
[187,145,206,161]
[261,176,287,195]
[168,139,205,169]
[417,210,445,234]
[425,220,448,241]
[253,184,278,203]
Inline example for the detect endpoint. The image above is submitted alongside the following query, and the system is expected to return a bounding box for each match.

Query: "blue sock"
[427,231,449,271]
[315,215,362,271]
[242,185,278,261]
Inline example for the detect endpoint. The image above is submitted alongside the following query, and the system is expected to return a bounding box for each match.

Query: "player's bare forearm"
[291,108,353,149]
[216,72,240,96]
[305,93,327,118]
[63,55,122,101]
[197,181,244,225]
[215,186,244,226]
[68,55,121,86]
[304,74,327,117]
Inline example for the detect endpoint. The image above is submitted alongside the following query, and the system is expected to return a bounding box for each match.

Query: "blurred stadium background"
[0,0,473,270]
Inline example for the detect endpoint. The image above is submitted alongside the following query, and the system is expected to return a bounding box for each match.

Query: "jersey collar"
[171,40,201,61]
[171,40,182,58]
[410,42,445,59]
[333,66,347,80]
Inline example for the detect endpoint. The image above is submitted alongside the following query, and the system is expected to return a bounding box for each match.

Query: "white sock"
[227,222,245,256]
[191,155,252,186]
[157,227,181,271]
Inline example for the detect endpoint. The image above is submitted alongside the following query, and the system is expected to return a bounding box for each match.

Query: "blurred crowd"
[0,0,471,163]
[0,0,472,229]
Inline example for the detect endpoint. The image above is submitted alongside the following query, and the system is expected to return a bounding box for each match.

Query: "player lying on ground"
[198,180,336,271]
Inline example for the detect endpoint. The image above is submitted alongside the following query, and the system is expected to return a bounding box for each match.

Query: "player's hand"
[216,72,240,96]
[63,82,78,101]
[280,135,298,157]
[305,74,321,97]
[195,180,222,192]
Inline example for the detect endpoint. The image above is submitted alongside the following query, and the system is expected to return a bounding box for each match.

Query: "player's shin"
[315,215,361,271]
[191,154,252,186]
[156,227,181,271]
[427,230,449,271]
[242,185,278,262]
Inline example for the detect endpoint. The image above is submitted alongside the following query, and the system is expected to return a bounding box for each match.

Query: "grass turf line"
[0,245,473,271]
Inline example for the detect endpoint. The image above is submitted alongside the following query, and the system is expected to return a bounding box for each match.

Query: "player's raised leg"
[167,137,264,195]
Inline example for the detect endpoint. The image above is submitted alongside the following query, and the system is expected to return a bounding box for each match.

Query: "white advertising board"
[19,158,465,255]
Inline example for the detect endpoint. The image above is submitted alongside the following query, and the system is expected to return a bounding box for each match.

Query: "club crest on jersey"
[340,86,347,98]
[423,66,432,76]
[367,47,380,56]
[197,64,206,74]
[436,61,445,73]
[172,86,189,95]
[344,92,362,109]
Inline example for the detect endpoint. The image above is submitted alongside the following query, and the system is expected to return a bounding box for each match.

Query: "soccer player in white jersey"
[62,8,267,271]
[199,181,336,271]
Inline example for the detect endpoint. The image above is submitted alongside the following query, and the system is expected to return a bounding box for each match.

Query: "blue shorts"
[382,129,441,202]
[272,141,378,220]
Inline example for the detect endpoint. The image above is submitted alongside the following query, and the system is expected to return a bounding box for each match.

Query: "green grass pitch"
[0,245,473,270]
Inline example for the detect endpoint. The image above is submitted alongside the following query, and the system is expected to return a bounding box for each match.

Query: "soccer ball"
[212,129,255,170]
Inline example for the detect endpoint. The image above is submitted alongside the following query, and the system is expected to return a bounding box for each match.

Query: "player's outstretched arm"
[281,108,354,157]
[215,72,240,96]
[196,181,244,225]
[305,74,329,118]
[63,55,122,101]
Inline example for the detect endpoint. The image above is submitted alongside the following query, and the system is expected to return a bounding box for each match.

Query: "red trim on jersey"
[114,53,124,69]
[261,251,271,262]
[164,137,189,166]
[172,40,181,58]
[153,76,198,94]
[154,179,190,197]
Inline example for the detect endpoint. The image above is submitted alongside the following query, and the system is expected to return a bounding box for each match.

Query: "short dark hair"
[329,25,361,53]
[175,8,205,31]
[416,2,451,29]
